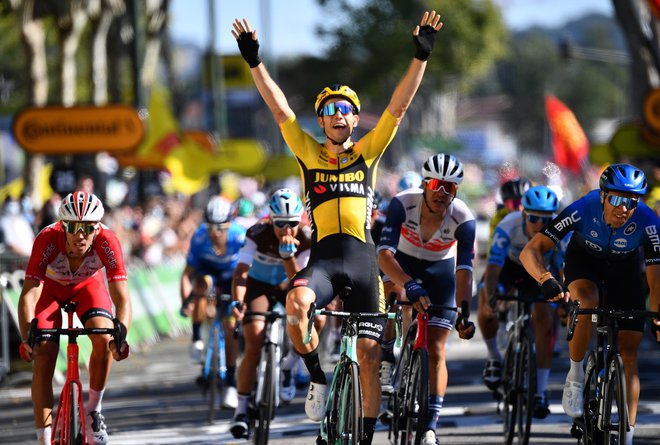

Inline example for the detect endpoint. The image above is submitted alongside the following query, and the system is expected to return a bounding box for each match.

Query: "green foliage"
[277,0,507,112]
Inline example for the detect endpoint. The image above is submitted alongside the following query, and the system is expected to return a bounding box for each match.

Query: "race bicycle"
[385,301,468,445]
[567,300,660,445]
[492,289,547,445]
[242,306,287,445]
[305,287,402,445]
[27,301,122,445]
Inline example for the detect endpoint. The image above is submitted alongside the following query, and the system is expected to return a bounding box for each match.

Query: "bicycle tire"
[515,332,535,445]
[69,383,83,445]
[255,343,277,445]
[208,323,220,423]
[502,334,517,445]
[391,324,416,445]
[400,350,428,445]
[582,351,599,445]
[602,354,628,444]
[338,361,363,445]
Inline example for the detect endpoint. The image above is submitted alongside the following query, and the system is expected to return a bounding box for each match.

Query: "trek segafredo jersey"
[377,189,476,270]
[543,190,660,264]
[280,110,399,244]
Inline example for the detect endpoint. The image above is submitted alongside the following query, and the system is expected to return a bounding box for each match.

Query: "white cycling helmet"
[269,188,304,221]
[205,196,233,224]
[58,191,104,222]
[421,153,464,184]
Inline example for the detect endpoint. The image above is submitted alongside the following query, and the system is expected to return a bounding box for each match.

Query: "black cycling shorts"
[243,277,287,324]
[288,234,386,342]
[564,240,646,332]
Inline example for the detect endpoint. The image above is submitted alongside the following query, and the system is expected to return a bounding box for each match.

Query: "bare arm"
[232,262,250,306]
[455,268,473,309]
[108,280,132,329]
[17,278,43,341]
[646,263,660,342]
[483,263,503,302]
[232,19,293,124]
[180,265,195,303]
[386,11,443,119]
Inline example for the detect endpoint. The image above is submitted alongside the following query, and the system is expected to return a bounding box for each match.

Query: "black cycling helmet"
[500,177,532,201]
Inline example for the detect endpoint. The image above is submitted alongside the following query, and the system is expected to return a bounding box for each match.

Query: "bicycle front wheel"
[391,324,416,444]
[582,351,599,445]
[602,354,628,445]
[69,383,83,445]
[403,350,429,445]
[254,343,277,445]
[336,361,363,445]
[502,337,517,445]
[514,332,535,445]
[208,324,220,423]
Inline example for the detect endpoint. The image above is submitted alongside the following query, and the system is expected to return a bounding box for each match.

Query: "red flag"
[545,95,590,174]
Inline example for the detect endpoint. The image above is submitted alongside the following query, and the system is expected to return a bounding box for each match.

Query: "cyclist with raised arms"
[520,164,660,445]
[377,153,477,445]
[180,196,246,409]
[479,186,563,418]
[232,10,443,444]
[229,188,312,438]
[17,191,131,445]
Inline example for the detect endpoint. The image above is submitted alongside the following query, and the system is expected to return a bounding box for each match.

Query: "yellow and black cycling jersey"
[486,206,513,258]
[280,110,399,244]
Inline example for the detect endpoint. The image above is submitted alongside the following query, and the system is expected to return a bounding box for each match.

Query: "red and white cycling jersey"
[25,222,128,285]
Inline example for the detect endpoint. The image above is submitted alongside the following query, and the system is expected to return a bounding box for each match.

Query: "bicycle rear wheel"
[403,350,429,445]
[254,343,277,445]
[208,324,220,423]
[582,351,599,445]
[338,361,363,445]
[603,354,628,444]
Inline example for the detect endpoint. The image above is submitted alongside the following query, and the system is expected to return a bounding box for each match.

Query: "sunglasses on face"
[273,220,300,229]
[606,194,639,210]
[207,223,230,232]
[320,101,355,117]
[424,178,457,195]
[526,214,553,224]
[63,221,98,236]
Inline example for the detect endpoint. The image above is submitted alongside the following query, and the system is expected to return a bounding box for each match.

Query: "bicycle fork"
[54,343,86,445]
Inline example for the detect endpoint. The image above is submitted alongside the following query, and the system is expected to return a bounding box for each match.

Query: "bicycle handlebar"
[27,318,122,354]
[566,300,660,341]
[233,308,287,339]
[489,292,547,308]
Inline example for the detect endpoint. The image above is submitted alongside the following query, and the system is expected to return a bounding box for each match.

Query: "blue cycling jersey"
[186,222,247,283]
[543,189,660,264]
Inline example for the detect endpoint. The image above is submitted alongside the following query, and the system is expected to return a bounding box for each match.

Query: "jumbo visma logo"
[314,171,366,195]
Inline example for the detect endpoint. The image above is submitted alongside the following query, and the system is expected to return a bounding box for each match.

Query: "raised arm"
[386,10,443,119]
[232,18,294,124]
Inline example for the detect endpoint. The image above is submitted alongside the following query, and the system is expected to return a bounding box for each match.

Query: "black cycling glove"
[404,279,427,303]
[236,31,261,68]
[413,25,438,61]
[541,278,564,301]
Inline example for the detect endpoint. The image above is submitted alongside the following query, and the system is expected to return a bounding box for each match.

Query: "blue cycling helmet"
[398,171,423,191]
[522,186,559,213]
[599,164,648,196]
[269,188,304,221]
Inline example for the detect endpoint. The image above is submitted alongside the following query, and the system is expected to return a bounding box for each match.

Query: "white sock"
[566,358,584,383]
[536,368,550,395]
[87,388,105,414]
[484,337,501,361]
[36,426,52,444]
[235,393,250,416]
[626,425,634,445]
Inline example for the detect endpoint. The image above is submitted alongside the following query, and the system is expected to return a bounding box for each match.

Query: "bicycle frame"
[249,309,285,411]
[567,301,660,444]
[304,302,402,445]
[27,302,119,445]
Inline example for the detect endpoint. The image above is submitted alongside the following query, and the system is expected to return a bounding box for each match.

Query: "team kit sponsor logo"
[624,223,637,235]
[313,171,367,195]
[646,225,660,253]
[554,210,581,232]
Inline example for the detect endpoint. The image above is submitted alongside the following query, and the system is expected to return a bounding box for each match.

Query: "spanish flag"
[545,95,590,175]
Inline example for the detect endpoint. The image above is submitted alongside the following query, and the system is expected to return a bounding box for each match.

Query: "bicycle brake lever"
[27,319,38,348]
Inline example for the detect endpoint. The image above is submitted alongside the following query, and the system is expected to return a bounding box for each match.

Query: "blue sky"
[168,0,614,57]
